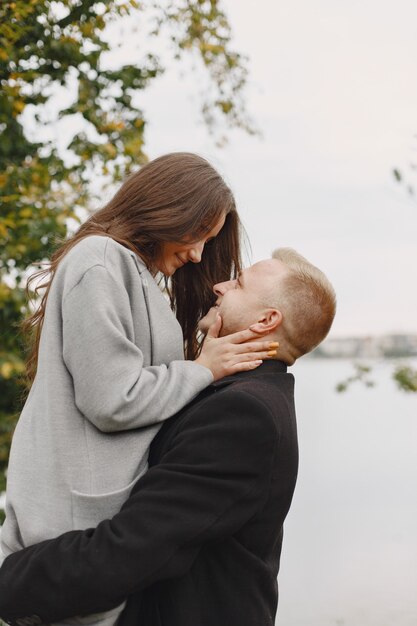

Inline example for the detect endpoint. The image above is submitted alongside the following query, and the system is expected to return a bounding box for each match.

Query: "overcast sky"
[45,0,417,338]
[130,0,417,338]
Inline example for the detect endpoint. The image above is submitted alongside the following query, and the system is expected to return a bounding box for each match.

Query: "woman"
[1,153,276,625]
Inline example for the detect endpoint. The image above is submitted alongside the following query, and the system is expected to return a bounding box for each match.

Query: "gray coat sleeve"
[62,264,213,432]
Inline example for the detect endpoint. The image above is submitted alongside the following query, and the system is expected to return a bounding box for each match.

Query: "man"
[0,248,336,626]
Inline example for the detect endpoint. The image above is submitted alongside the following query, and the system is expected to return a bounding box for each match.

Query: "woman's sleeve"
[62,264,213,433]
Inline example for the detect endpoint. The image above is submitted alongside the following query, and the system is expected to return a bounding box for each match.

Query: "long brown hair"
[22,152,242,384]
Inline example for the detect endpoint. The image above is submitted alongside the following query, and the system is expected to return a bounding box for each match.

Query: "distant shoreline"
[310,333,417,360]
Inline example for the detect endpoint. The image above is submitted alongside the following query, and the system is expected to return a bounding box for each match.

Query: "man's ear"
[249,309,283,334]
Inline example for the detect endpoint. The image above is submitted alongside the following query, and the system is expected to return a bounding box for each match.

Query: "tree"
[390,158,417,393]
[0,0,255,518]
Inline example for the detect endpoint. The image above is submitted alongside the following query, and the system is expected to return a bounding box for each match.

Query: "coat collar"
[130,250,148,275]
[211,359,288,389]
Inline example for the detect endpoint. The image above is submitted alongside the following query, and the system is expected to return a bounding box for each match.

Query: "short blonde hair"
[271,248,336,361]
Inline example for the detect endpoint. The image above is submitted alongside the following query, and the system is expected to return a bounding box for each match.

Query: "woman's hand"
[195,314,279,381]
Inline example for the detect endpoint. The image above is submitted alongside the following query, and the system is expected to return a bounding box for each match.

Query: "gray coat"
[1,236,212,625]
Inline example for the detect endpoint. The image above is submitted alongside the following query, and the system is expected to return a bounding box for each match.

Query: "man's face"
[198,259,289,336]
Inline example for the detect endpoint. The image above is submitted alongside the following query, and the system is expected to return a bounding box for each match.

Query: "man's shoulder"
[151,380,280,468]
[152,366,295,457]
[217,370,295,417]
[173,371,293,435]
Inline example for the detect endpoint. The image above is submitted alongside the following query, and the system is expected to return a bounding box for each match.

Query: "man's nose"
[213,279,236,296]
[188,241,204,263]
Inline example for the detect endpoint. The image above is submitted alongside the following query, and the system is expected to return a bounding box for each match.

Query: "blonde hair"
[270,247,336,363]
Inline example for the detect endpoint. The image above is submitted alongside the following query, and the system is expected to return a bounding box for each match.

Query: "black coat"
[0,360,298,626]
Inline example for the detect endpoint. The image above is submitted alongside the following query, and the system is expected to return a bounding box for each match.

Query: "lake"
[277,358,417,626]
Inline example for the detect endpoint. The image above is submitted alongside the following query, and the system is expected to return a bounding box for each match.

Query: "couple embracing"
[0,152,336,626]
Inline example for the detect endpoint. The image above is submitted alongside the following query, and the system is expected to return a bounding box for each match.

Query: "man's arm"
[0,391,277,625]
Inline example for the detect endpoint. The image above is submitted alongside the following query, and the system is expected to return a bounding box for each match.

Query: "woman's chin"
[154,261,176,277]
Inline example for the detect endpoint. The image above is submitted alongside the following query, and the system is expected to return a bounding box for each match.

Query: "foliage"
[392,165,416,198]
[335,363,375,393]
[392,365,417,393]
[336,361,417,395]
[391,150,417,394]
[0,0,254,509]
[152,0,255,140]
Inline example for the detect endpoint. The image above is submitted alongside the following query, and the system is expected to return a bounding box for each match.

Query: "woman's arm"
[62,264,213,432]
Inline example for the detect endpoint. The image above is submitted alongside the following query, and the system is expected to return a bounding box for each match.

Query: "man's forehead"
[247,258,287,278]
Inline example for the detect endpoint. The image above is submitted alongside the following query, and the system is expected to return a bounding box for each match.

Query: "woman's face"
[155,214,226,276]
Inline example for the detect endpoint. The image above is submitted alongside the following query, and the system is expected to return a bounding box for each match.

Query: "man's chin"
[198,307,219,334]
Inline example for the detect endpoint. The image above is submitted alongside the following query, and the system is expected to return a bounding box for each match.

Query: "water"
[277,358,417,626]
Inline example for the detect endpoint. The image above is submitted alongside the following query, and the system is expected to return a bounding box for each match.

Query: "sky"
[35,0,417,338]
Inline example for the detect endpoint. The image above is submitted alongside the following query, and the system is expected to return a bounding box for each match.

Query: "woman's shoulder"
[57,235,109,282]
[65,235,147,268]
[66,234,108,262]
[56,236,147,294]
[102,236,147,271]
